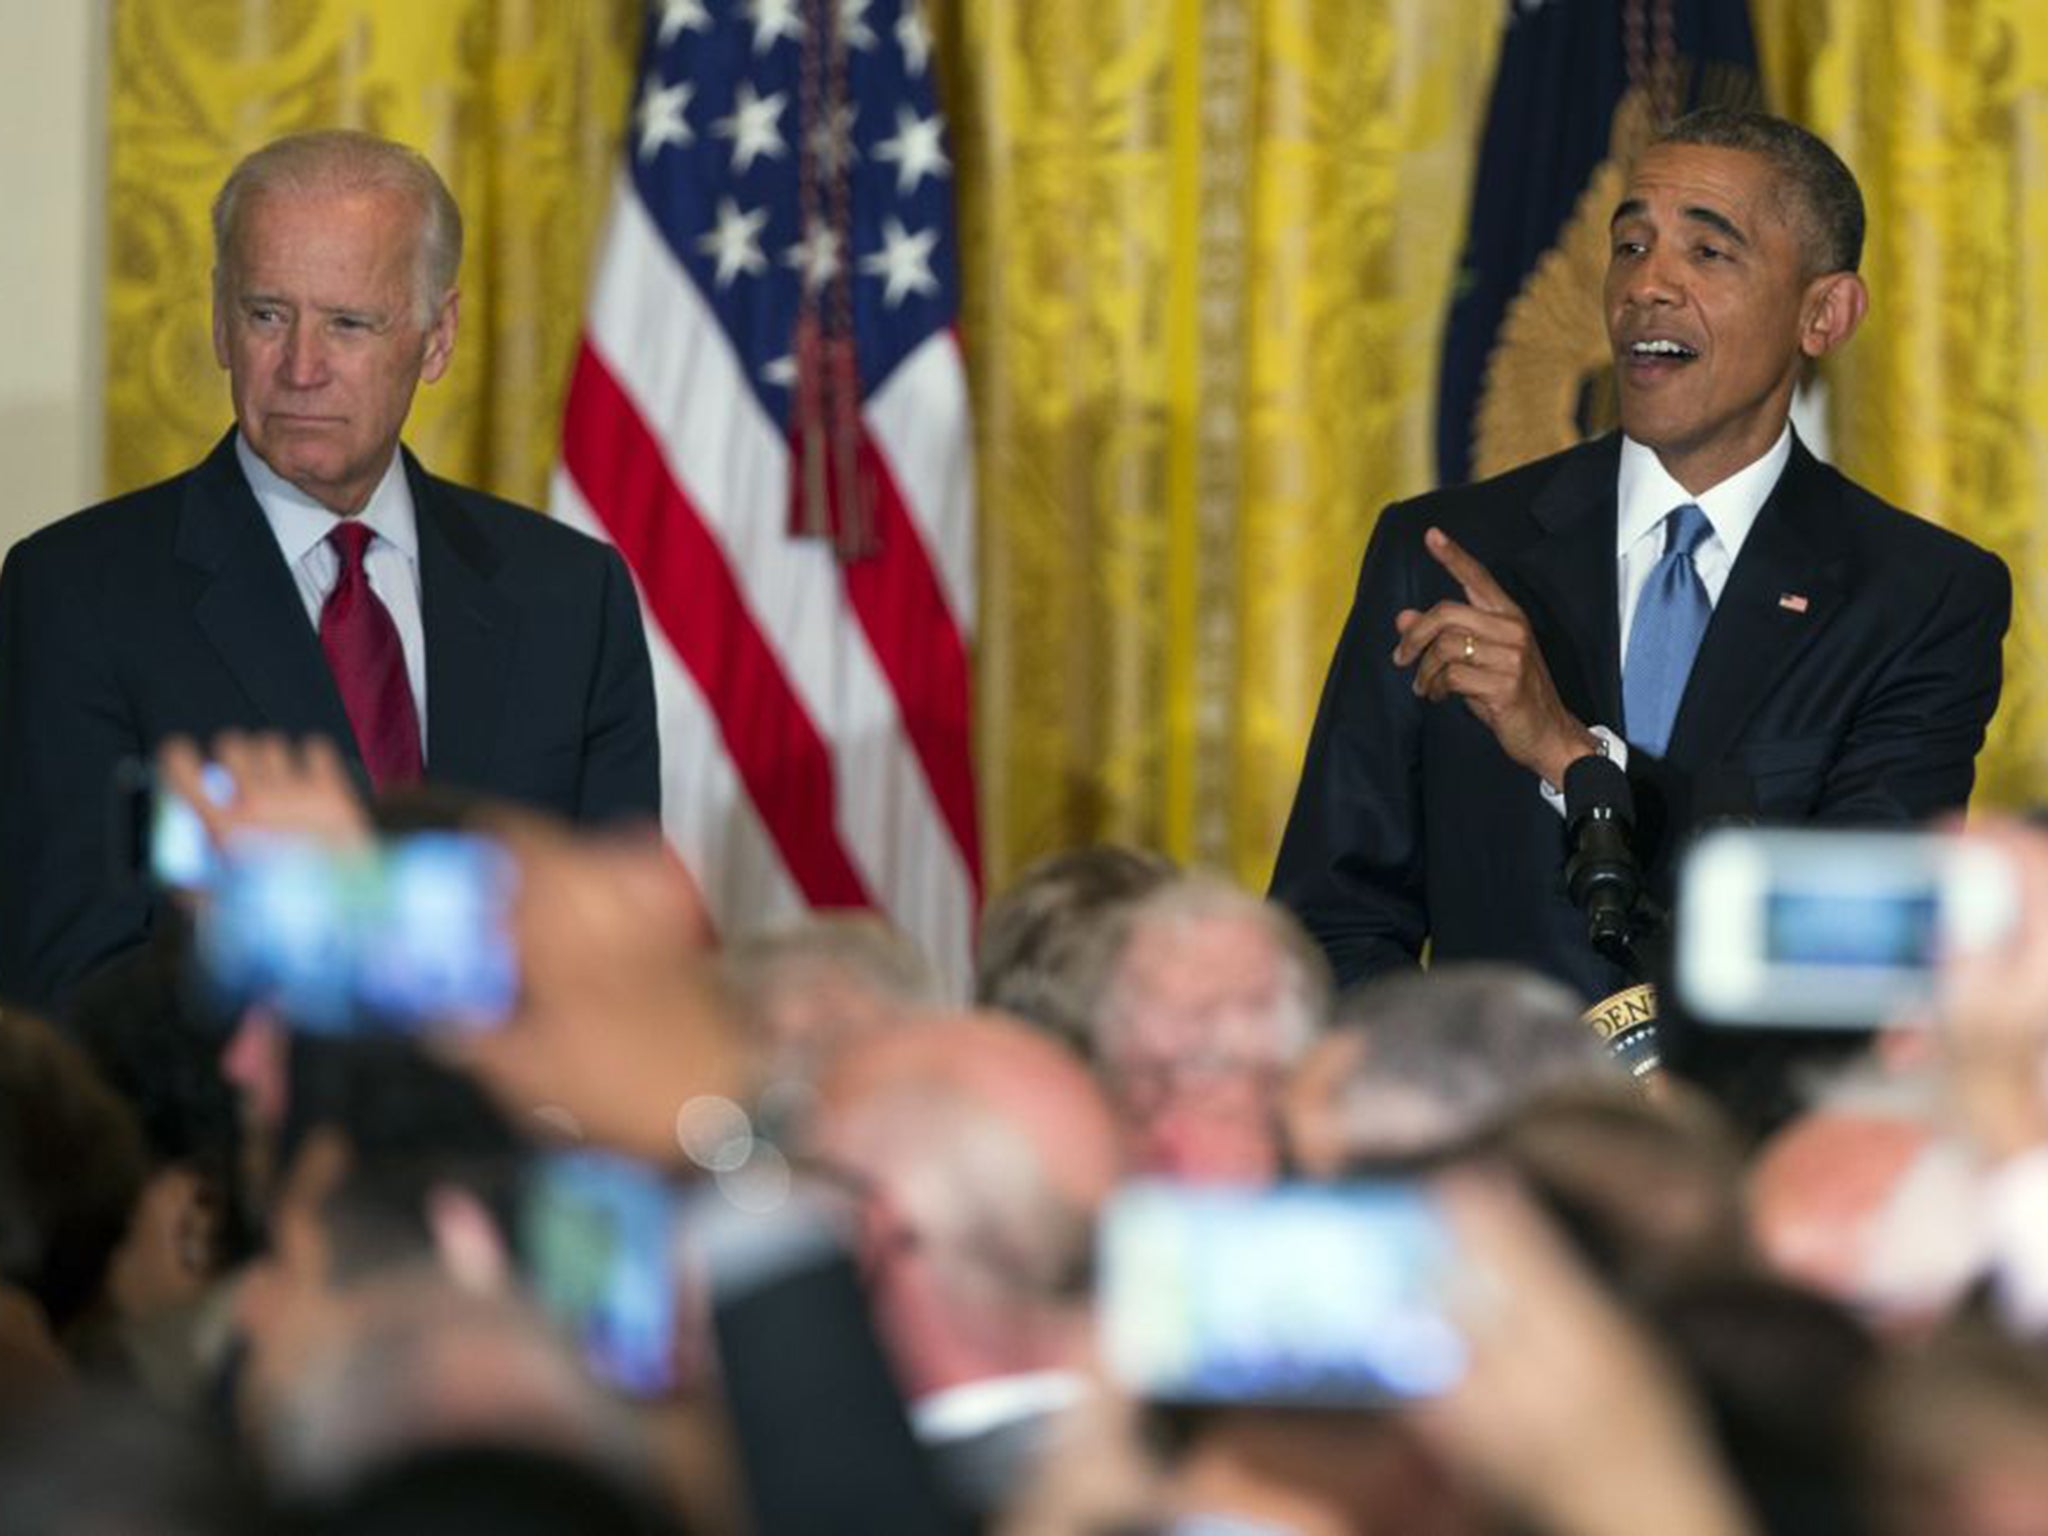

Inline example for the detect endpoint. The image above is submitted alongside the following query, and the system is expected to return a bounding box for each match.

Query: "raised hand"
[1391,527,1599,788]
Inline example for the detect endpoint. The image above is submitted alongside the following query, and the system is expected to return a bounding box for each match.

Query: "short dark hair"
[1655,107,1865,275]
[0,1010,148,1332]
[281,1038,528,1284]
[66,928,257,1270]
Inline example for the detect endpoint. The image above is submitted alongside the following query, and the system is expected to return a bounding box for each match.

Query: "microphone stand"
[1564,754,1665,1080]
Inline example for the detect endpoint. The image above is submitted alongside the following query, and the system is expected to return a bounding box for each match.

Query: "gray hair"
[974,844,1178,1052]
[723,912,945,1020]
[1092,874,1333,1066]
[1654,107,1865,275]
[1323,963,1615,1157]
[212,129,463,324]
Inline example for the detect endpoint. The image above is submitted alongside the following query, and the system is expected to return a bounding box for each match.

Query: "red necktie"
[319,521,423,789]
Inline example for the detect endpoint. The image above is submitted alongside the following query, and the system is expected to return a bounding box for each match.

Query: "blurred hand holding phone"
[1908,818,2048,1162]
[116,758,236,893]
[1408,1176,1753,1536]
[442,821,750,1164]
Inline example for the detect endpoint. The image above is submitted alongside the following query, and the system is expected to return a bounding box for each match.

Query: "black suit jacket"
[0,432,660,1012]
[1271,433,2011,1001]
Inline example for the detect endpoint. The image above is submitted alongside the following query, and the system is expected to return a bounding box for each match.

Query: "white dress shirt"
[235,434,429,754]
[1539,424,1794,808]
[1614,424,1791,654]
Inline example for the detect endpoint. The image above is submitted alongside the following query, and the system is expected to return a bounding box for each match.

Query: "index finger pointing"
[1425,527,1514,614]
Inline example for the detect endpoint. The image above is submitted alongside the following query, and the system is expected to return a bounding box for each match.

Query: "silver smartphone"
[1675,827,2018,1028]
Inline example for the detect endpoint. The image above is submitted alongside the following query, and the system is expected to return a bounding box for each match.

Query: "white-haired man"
[0,131,658,1012]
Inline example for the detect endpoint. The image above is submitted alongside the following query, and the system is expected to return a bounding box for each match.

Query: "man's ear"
[420,289,459,384]
[1800,271,1869,360]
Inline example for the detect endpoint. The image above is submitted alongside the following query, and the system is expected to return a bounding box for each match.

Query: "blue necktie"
[1623,503,1713,758]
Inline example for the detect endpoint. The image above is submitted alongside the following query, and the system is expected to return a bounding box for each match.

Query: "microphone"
[1564,754,1642,967]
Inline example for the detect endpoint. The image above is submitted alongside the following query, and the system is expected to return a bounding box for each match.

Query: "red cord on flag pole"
[791,0,878,560]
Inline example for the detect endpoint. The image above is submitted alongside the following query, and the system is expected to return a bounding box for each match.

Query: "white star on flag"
[839,0,878,50]
[635,78,694,160]
[860,216,939,307]
[896,5,932,75]
[656,0,712,44]
[874,105,949,195]
[714,81,788,173]
[697,197,769,287]
[743,0,804,53]
[784,218,843,292]
[807,101,859,176]
[554,0,983,1004]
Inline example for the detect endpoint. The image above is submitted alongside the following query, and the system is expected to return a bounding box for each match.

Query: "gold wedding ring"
[1461,632,1477,664]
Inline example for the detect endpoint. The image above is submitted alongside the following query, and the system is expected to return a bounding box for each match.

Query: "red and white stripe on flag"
[551,0,979,996]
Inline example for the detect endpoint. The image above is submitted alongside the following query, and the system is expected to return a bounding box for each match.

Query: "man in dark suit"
[1272,109,2009,1002]
[0,130,658,1013]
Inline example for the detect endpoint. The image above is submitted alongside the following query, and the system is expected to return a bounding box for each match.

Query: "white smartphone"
[1674,827,2019,1028]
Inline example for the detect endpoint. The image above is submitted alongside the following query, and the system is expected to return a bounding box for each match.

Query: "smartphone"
[522,1151,689,1397]
[196,831,519,1033]
[1099,1181,1465,1408]
[111,758,234,891]
[1675,826,2019,1028]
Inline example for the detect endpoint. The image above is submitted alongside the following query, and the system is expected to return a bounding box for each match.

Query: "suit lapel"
[1504,437,1625,729]
[412,455,516,786]
[1667,439,1846,764]
[176,434,361,750]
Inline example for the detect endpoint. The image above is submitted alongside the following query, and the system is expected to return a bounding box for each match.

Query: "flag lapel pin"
[1778,593,1810,614]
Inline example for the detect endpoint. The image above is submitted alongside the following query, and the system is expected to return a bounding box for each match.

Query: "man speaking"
[1272,109,2009,1001]
[0,131,659,1012]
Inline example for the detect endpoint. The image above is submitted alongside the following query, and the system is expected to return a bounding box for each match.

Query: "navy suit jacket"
[0,432,660,1013]
[1270,432,2011,1002]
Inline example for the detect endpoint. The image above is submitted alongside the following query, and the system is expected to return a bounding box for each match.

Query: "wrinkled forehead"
[223,183,428,274]
[1616,141,1808,251]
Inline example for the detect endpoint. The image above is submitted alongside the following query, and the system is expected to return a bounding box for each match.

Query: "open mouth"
[1626,339,1699,363]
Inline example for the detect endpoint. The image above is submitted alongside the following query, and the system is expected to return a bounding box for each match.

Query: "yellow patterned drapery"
[940,2,1502,884]
[106,0,638,507]
[1751,0,2048,812]
[105,2,2048,904]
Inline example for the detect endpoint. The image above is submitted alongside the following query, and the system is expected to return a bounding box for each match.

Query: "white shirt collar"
[909,1370,1088,1445]
[1615,424,1793,564]
[234,433,419,567]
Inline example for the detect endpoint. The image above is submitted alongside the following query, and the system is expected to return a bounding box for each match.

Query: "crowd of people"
[6,732,2048,1536]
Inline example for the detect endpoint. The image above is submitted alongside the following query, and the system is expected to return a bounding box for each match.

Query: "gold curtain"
[1751,0,2048,811]
[939,2,1501,886]
[106,2,2048,900]
[105,0,638,506]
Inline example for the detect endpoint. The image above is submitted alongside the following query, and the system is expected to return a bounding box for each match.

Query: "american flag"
[552,0,980,994]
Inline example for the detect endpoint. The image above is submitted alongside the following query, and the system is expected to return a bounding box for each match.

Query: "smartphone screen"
[522,1151,687,1397]
[1099,1181,1465,1408]
[197,832,518,1033]
[111,758,235,892]
[1676,827,2018,1027]
[151,762,234,891]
